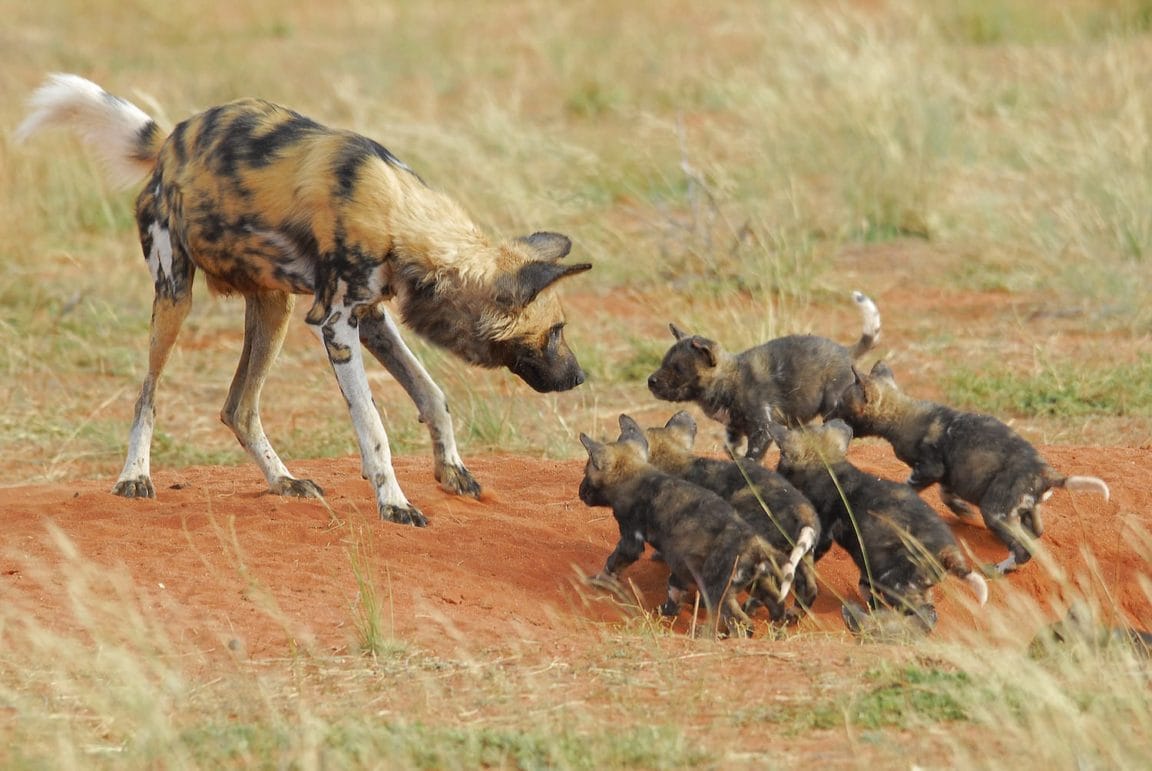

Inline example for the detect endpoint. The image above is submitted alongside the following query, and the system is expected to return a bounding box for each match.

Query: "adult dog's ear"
[669,323,689,341]
[517,231,572,261]
[496,260,592,309]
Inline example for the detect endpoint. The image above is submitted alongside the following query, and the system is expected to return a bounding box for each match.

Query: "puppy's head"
[647,325,725,403]
[836,360,903,428]
[578,414,650,506]
[770,420,853,475]
[643,411,698,470]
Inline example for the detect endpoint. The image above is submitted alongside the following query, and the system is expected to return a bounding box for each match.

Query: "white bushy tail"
[1063,476,1110,501]
[849,290,881,359]
[776,525,817,603]
[16,73,158,189]
[965,571,989,606]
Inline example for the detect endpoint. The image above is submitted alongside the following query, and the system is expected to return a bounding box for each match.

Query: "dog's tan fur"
[18,74,591,525]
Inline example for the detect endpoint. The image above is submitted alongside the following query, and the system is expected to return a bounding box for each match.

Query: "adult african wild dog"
[647,291,880,461]
[770,420,988,632]
[834,360,1110,573]
[17,74,591,526]
[642,411,820,615]
[578,415,792,635]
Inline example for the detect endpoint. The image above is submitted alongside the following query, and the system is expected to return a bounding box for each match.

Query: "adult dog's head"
[399,231,591,392]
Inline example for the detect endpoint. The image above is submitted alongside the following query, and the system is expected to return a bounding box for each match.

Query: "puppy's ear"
[870,360,896,384]
[690,337,719,368]
[766,421,790,449]
[669,323,689,341]
[825,419,854,454]
[580,433,611,469]
[666,411,698,441]
[617,414,650,457]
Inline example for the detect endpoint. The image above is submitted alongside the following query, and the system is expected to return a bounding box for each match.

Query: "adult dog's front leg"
[357,304,480,499]
[312,304,426,526]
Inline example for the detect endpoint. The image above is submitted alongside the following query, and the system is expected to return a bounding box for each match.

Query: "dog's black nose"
[647,374,659,390]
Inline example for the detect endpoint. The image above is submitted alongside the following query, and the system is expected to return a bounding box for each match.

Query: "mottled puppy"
[835,361,1110,573]
[642,411,821,613]
[770,420,988,631]
[647,291,880,461]
[578,415,790,635]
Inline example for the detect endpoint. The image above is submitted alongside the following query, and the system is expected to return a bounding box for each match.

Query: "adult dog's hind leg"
[114,292,192,497]
[221,291,323,499]
[358,304,480,498]
[313,302,426,526]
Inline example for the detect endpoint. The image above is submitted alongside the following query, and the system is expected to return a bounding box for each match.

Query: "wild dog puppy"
[769,420,988,632]
[835,361,1111,573]
[647,291,880,461]
[18,74,591,526]
[642,411,820,614]
[578,415,792,635]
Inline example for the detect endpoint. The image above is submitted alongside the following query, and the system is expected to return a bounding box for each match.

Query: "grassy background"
[3,0,1152,484]
[3,1,1152,765]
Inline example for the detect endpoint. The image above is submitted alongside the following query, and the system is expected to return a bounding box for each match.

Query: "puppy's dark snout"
[647,374,659,390]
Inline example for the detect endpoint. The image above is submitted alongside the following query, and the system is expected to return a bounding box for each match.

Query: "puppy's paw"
[113,476,156,499]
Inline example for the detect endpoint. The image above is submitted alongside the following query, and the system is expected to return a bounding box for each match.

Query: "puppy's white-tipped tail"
[16,73,160,189]
[776,526,817,604]
[1063,476,1110,502]
[965,571,989,606]
[849,290,881,359]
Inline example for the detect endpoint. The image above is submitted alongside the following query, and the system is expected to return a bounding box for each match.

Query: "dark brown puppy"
[835,361,1110,573]
[647,291,880,461]
[642,411,821,613]
[769,420,988,631]
[578,415,791,635]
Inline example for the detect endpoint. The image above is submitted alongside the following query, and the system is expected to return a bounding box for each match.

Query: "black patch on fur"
[245,114,322,168]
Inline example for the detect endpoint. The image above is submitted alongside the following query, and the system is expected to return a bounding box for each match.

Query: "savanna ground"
[2,0,1152,768]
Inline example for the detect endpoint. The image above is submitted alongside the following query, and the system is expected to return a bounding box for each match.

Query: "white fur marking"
[965,572,989,606]
[1065,476,1110,501]
[851,290,881,342]
[148,221,173,285]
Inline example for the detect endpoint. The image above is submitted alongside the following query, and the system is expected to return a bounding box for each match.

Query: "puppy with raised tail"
[578,415,792,636]
[647,291,880,461]
[835,361,1110,574]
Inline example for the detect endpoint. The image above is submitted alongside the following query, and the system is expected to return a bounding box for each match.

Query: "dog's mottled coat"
[770,420,988,631]
[642,411,820,613]
[18,74,591,525]
[647,291,880,460]
[835,361,1110,572]
[578,415,791,635]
